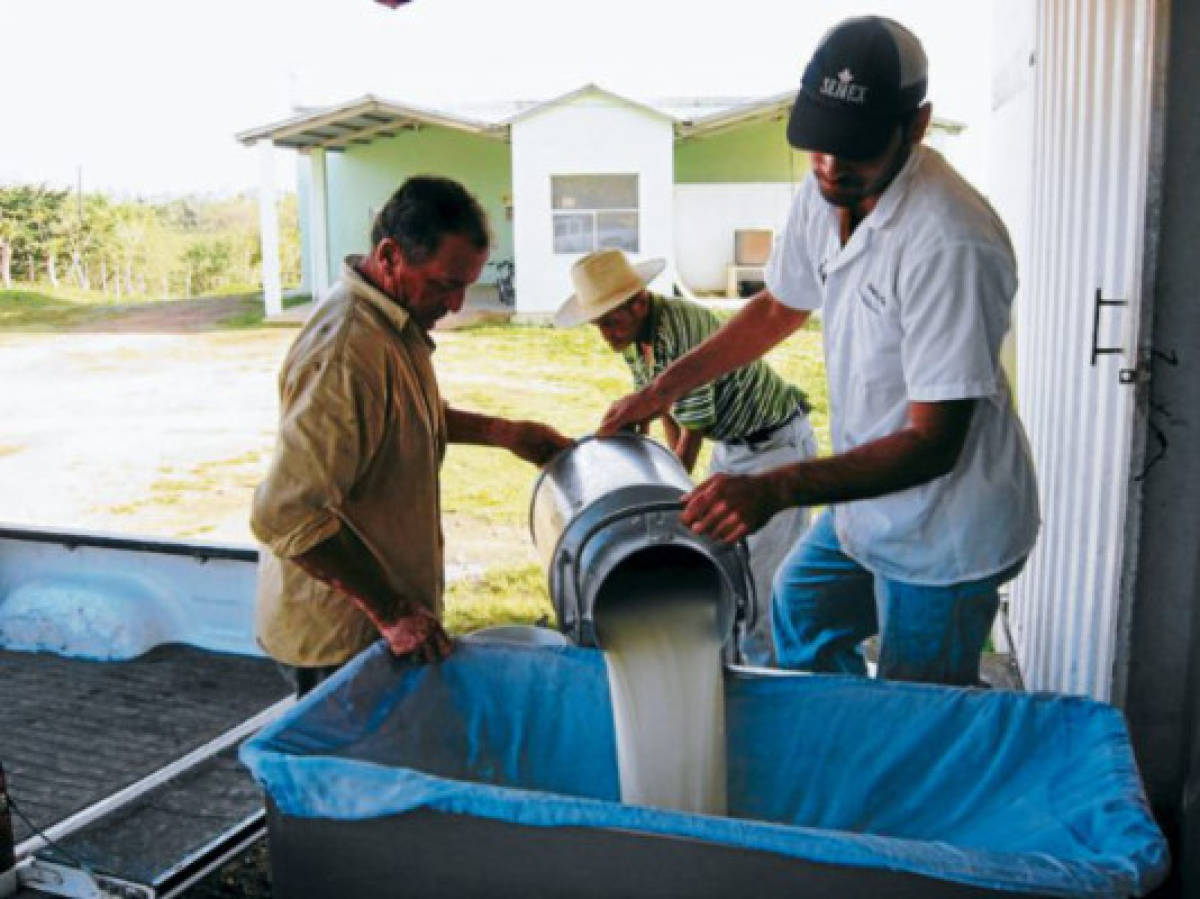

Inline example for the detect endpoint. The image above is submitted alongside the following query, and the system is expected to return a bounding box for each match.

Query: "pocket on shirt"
[855,282,891,316]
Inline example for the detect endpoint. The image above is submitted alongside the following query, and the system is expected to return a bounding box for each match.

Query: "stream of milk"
[595,564,727,816]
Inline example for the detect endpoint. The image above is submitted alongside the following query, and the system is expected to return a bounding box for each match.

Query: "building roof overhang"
[678,90,967,140]
[235,94,506,150]
[676,90,797,139]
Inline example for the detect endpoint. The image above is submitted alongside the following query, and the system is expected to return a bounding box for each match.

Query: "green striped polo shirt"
[621,293,808,442]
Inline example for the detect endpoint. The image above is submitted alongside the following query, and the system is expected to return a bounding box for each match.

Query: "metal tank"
[529,434,753,648]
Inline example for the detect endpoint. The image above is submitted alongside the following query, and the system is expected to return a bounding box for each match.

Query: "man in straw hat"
[599,16,1039,686]
[252,176,571,694]
[557,248,817,667]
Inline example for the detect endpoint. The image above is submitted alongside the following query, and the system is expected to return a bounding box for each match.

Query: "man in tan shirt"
[251,176,570,692]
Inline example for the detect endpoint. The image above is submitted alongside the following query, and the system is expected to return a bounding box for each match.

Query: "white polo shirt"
[766,146,1039,585]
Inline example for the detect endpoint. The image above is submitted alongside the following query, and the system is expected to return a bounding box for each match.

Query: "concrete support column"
[257,140,283,318]
[308,148,331,302]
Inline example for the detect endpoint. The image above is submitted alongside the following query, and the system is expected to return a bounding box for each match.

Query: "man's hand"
[599,384,673,437]
[293,530,453,662]
[681,472,784,543]
[501,420,573,465]
[380,606,453,663]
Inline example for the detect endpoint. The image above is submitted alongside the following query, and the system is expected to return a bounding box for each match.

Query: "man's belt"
[729,400,810,447]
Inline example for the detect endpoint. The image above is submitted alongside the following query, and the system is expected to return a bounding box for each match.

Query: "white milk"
[595,563,727,816]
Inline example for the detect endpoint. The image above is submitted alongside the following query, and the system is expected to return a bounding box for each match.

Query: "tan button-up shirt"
[250,258,447,666]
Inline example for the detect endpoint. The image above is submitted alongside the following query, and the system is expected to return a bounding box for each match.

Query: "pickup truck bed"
[1,527,288,897]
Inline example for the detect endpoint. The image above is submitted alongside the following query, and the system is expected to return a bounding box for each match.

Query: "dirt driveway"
[3,322,285,541]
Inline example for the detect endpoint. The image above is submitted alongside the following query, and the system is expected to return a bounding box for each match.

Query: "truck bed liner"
[1,644,287,846]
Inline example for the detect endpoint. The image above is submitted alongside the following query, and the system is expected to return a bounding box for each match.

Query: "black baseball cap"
[787,16,928,161]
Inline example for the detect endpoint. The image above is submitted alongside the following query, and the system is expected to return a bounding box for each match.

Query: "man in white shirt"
[600,16,1039,685]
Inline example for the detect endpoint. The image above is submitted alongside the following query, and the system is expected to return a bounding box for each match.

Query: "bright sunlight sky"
[0,0,993,197]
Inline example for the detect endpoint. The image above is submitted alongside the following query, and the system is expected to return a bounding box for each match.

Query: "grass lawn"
[0,286,119,329]
[1,288,828,636]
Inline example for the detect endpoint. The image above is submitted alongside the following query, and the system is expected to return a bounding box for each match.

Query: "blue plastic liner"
[242,642,1168,897]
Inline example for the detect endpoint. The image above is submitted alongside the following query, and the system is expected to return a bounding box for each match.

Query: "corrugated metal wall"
[1008,0,1158,700]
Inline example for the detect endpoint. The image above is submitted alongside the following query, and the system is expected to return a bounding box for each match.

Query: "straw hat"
[554,249,666,328]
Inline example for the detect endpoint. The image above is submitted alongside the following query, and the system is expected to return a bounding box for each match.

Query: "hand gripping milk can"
[529,434,754,650]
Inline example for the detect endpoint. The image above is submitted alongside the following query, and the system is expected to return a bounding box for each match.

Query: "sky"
[0,0,994,198]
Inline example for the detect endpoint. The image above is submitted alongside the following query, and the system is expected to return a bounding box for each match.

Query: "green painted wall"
[324,127,513,285]
[674,117,810,183]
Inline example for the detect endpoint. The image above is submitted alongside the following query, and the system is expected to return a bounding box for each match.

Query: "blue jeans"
[771,510,1024,685]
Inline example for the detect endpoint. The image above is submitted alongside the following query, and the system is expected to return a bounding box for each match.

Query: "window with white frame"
[551,174,639,254]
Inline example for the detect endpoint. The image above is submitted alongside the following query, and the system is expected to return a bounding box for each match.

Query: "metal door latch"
[1119,347,1177,386]
[1118,348,1156,386]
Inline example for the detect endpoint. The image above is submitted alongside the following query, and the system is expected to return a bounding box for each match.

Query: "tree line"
[0,185,301,299]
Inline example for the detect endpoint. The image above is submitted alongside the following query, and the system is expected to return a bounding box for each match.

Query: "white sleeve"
[765,182,823,311]
[899,242,1016,403]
